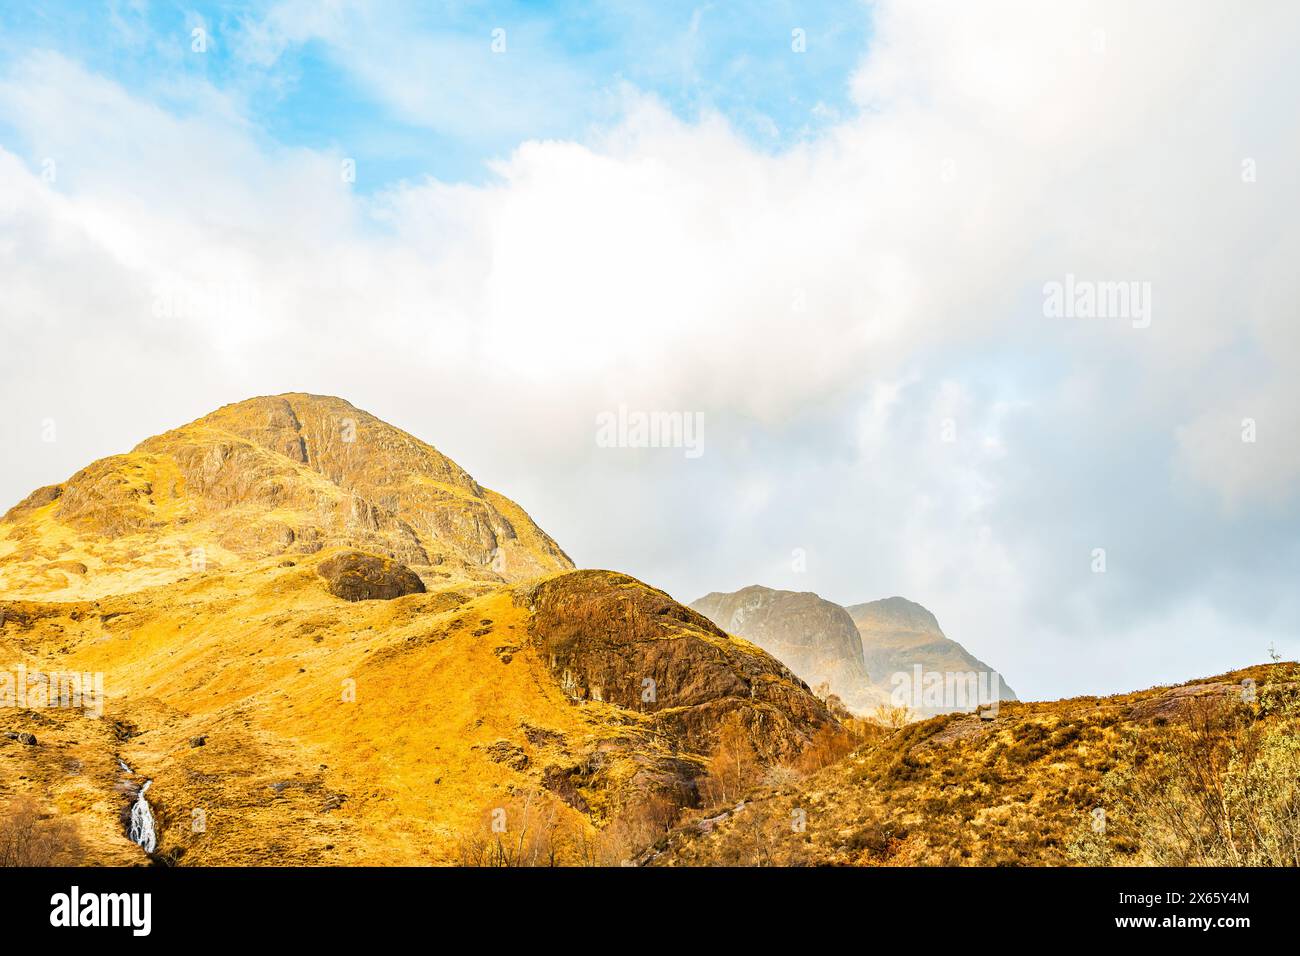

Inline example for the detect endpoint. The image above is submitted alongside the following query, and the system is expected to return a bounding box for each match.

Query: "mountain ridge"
[690,584,1016,715]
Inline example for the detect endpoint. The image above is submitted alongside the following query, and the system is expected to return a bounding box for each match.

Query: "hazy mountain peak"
[847,596,943,634]
[849,596,1017,708]
[690,585,871,710]
[692,586,1016,714]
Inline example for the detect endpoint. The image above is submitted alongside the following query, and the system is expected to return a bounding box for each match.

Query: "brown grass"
[653,663,1299,867]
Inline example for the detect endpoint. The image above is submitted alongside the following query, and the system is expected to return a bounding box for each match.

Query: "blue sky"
[0,1,872,186]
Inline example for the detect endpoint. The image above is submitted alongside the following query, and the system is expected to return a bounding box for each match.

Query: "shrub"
[1071,683,1300,866]
[0,797,85,866]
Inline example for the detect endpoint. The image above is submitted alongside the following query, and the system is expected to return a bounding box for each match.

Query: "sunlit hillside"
[0,395,832,865]
[650,663,1300,867]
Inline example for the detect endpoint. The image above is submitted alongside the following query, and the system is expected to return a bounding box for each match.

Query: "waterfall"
[127,779,158,854]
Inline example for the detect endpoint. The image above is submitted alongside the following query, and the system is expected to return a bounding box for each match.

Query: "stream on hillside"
[118,759,158,854]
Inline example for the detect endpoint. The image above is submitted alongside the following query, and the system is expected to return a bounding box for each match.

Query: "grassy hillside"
[650,663,1299,866]
[0,397,833,866]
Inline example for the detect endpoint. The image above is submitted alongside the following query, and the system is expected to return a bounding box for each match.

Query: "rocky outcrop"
[1,484,62,523]
[317,550,427,602]
[689,586,873,711]
[521,572,834,763]
[179,395,572,577]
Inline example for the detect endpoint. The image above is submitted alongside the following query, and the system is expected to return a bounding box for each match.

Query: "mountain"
[0,393,572,600]
[690,586,1014,716]
[0,394,834,865]
[689,586,873,711]
[848,597,1017,714]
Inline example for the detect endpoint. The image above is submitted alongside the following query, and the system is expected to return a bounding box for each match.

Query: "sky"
[0,0,1297,701]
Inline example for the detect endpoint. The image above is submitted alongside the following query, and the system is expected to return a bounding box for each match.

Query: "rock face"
[317,550,427,602]
[0,393,573,599]
[0,484,62,522]
[525,573,833,762]
[848,597,1017,713]
[689,586,872,711]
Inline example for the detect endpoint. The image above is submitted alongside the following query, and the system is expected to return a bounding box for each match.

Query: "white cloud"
[1,1,1298,697]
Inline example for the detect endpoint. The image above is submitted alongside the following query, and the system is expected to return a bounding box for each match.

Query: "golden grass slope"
[0,561,832,865]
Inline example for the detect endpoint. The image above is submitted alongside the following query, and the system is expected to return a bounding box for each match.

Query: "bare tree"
[0,797,85,866]
[701,714,761,807]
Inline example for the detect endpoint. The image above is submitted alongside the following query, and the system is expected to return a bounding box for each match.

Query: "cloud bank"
[1,0,1297,698]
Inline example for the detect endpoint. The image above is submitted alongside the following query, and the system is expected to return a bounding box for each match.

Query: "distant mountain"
[690,587,1015,716]
[848,597,1017,713]
[689,586,874,711]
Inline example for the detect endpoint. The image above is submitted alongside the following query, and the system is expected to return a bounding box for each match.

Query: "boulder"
[317,550,426,602]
